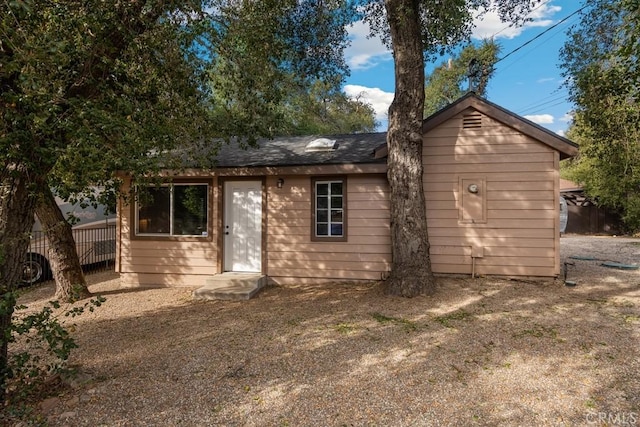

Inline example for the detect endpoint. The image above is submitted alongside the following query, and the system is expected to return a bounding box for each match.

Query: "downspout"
[471,246,484,278]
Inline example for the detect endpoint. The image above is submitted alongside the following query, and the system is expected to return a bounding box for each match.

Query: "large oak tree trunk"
[384,0,435,297]
[36,188,90,302]
[0,167,41,403]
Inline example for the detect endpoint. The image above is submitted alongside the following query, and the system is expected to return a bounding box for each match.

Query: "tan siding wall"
[265,174,391,284]
[117,177,219,287]
[118,174,391,287]
[423,108,560,277]
[116,108,562,287]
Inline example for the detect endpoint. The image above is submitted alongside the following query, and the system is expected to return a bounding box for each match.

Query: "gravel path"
[9,236,640,426]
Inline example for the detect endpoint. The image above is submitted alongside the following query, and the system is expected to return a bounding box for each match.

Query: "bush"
[2,292,105,405]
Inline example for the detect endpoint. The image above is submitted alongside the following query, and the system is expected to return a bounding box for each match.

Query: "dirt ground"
[9,235,640,426]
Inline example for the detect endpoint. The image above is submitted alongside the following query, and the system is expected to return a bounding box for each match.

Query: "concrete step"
[192,273,267,301]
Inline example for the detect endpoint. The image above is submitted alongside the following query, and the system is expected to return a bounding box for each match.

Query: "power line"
[488,6,588,119]
[517,90,569,114]
[519,89,567,108]
[495,15,579,75]
[519,97,572,116]
[496,5,588,64]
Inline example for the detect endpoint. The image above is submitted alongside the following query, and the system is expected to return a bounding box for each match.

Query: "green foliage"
[1,0,218,224]
[1,0,359,206]
[424,40,500,116]
[2,292,105,404]
[560,0,640,232]
[207,0,356,142]
[434,310,472,328]
[277,80,378,135]
[371,312,418,331]
[334,322,357,334]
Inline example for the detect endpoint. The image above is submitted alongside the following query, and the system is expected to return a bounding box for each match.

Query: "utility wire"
[495,14,579,75]
[487,5,589,117]
[496,5,588,63]
[520,89,567,107]
[519,98,571,116]
[518,91,569,114]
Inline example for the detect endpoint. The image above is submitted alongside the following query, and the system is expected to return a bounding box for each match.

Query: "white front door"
[224,181,262,272]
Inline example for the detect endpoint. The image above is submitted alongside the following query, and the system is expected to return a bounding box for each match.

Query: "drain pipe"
[472,256,476,278]
[471,246,484,278]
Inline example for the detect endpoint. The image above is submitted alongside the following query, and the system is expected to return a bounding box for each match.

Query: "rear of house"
[115,94,577,287]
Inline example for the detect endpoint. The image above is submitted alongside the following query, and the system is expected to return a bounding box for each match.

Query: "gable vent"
[463,113,483,129]
[305,138,337,152]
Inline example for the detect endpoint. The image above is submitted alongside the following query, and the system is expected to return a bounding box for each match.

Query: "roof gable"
[421,93,578,160]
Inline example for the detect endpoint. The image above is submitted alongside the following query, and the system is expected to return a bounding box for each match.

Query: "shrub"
[2,292,105,404]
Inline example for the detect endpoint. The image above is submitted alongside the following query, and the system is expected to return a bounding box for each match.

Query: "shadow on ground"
[12,237,640,426]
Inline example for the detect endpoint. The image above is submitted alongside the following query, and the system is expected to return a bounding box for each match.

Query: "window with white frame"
[136,183,209,237]
[312,177,346,241]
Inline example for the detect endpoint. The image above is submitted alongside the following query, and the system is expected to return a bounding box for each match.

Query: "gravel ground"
[9,235,640,426]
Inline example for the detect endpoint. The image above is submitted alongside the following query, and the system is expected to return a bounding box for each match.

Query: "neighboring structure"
[560,179,623,235]
[115,93,578,287]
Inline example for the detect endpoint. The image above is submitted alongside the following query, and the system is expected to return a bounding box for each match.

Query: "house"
[115,93,578,288]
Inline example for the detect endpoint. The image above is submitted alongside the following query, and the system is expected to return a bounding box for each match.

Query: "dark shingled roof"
[210,132,387,168]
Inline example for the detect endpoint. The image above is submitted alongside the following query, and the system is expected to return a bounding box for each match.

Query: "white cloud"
[472,3,562,40]
[346,3,563,70]
[556,129,566,137]
[537,77,555,84]
[560,112,573,123]
[344,84,393,122]
[345,20,392,70]
[524,114,554,124]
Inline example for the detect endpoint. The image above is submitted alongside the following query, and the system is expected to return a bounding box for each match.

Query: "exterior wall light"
[468,183,479,194]
[277,178,284,189]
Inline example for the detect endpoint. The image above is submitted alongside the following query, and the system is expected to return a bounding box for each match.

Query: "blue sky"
[342,0,579,136]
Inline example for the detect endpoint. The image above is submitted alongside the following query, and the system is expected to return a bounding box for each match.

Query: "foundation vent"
[463,113,483,129]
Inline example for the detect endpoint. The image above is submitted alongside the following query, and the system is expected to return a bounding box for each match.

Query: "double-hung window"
[136,182,209,237]
[312,177,347,241]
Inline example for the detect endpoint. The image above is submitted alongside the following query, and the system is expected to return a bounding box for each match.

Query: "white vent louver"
[305,138,337,152]
[463,113,482,129]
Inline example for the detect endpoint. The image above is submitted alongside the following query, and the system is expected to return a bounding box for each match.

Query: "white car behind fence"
[22,195,116,285]
[22,222,116,285]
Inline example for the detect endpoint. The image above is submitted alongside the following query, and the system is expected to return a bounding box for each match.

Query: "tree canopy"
[560,0,640,231]
[38,0,360,202]
[275,79,378,135]
[424,40,500,116]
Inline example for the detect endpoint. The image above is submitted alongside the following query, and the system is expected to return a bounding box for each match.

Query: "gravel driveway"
[10,235,640,426]
[560,235,640,284]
